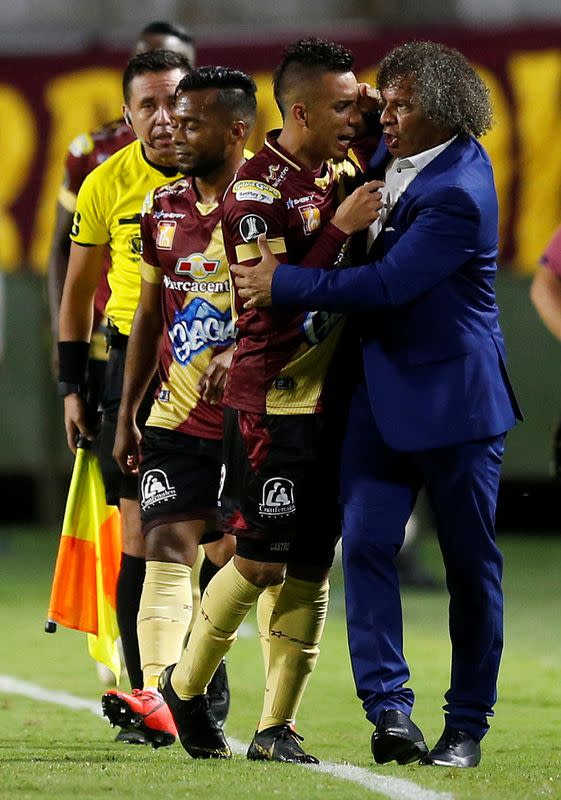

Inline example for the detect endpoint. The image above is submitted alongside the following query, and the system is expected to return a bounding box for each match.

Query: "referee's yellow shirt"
[70,140,180,336]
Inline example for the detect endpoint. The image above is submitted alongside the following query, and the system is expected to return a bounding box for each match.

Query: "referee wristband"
[58,340,90,385]
[57,381,84,398]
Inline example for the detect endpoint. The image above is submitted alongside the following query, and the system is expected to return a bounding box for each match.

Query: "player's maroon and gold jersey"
[59,120,135,328]
[222,130,359,415]
[140,178,234,439]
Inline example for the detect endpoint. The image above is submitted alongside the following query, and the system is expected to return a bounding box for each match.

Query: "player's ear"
[122,105,132,127]
[292,102,308,128]
[229,119,246,143]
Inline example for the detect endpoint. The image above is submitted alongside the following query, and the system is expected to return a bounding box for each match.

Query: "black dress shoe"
[371,709,428,765]
[420,727,481,768]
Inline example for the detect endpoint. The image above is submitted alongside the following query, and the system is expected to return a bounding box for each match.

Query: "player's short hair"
[377,41,493,138]
[139,20,195,48]
[273,37,354,118]
[123,49,192,104]
[176,66,257,127]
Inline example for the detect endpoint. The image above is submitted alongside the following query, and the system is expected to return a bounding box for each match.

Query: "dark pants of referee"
[341,383,504,742]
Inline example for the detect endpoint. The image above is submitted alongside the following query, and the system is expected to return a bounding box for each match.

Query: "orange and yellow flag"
[47,445,122,682]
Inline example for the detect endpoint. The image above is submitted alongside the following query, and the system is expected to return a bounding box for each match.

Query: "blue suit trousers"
[341,382,505,741]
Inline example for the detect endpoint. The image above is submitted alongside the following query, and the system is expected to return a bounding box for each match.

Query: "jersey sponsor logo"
[175,253,220,279]
[154,210,186,220]
[163,274,230,294]
[140,469,177,510]
[233,180,281,204]
[302,310,342,345]
[169,297,235,366]
[156,220,177,249]
[239,214,267,242]
[286,194,314,209]
[259,477,296,518]
[298,204,321,235]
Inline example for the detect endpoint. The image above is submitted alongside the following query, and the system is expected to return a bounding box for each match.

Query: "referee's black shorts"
[218,406,341,566]
[96,342,156,506]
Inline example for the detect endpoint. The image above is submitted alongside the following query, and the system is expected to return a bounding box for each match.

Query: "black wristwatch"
[57,381,84,398]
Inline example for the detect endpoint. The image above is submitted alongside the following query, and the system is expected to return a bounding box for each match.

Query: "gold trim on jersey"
[235,237,286,263]
[264,316,346,414]
[195,200,219,216]
[58,185,77,213]
[264,138,302,172]
[141,259,162,285]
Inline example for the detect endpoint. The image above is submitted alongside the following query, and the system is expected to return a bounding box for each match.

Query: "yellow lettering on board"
[509,49,561,273]
[0,85,36,271]
[474,64,513,262]
[246,71,282,156]
[30,68,122,273]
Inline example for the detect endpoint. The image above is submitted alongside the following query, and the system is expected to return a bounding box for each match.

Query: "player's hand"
[357,83,383,115]
[63,394,94,454]
[113,416,142,475]
[198,346,234,405]
[231,235,278,309]
[332,180,385,235]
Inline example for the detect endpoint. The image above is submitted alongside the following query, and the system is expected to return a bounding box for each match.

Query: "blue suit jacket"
[272,136,521,451]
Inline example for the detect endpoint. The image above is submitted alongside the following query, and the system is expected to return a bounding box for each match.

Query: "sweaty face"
[172,89,231,178]
[303,71,361,164]
[125,68,185,167]
[379,75,451,158]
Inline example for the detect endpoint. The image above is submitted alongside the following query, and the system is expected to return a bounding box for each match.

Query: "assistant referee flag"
[47,444,122,682]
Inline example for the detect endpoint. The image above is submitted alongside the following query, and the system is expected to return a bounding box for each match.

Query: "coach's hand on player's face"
[231,235,278,309]
[113,416,142,475]
[198,345,234,405]
[63,394,94,454]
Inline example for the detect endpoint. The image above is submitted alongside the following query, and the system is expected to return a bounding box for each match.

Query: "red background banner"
[2,24,561,273]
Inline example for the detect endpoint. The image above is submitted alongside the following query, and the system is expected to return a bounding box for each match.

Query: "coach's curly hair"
[377,41,493,138]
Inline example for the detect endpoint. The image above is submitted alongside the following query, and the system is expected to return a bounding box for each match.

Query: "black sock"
[198,554,220,595]
[116,553,145,690]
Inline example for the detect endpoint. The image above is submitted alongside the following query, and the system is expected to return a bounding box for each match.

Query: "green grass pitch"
[1,528,560,799]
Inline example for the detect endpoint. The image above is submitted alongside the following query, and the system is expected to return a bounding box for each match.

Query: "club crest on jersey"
[262,164,280,182]
[156,220,176,249]
[140,469,177,510]
[298,204,321,235]
[175,253,220,279]
[239,215,267,242]
[233,180,281,204]
[169,298,235,366]
[259,477,296,518]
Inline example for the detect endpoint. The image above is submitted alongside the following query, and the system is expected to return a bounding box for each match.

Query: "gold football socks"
[258,576,329,731]
[137,561,192,689]
[171,558,263,699]
[256,582,283,674]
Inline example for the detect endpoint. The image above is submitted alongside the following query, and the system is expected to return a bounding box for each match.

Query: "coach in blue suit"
[232,41,521,768]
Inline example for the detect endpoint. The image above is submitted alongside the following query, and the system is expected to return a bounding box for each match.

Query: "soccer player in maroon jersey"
[165,38,383,763]
[106,66,258,756]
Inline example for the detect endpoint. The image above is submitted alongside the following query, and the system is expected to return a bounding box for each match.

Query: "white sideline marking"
[1,675,452,800]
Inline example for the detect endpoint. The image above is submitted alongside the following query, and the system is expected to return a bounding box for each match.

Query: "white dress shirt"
[366,135,457,252]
